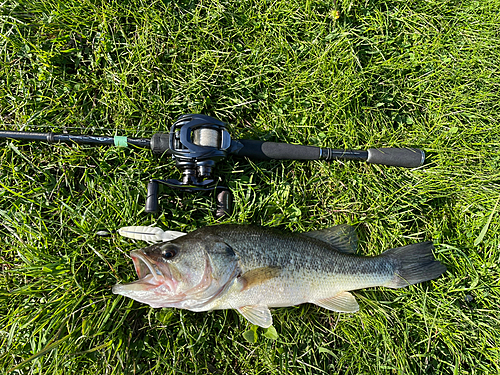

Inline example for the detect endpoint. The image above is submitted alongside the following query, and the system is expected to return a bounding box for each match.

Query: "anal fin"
[313,291,359,313]
[237,305,273,328]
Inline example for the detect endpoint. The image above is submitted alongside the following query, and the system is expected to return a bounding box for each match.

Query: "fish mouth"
[128,250,178,292]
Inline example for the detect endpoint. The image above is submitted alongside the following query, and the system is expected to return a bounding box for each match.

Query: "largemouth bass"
[112,224,445,327]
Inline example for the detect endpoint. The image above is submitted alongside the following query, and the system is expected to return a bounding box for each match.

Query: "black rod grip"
[145,180,160,213]
[231,139,321,160]
[366,148,425,168]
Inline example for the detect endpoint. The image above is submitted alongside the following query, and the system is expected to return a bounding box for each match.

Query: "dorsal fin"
[303,224,358,254]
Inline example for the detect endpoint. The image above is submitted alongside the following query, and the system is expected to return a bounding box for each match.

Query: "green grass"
[1,0,500,373]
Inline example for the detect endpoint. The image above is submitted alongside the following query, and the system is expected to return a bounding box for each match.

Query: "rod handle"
[230,140,322,160]
[366,148,425,168]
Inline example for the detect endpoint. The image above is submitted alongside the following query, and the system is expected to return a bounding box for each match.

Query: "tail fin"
[382,241,446,289]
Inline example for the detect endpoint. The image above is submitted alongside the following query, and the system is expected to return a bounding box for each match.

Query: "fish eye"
[161,246,177,260]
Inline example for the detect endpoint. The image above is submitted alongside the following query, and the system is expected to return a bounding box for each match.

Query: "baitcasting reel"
[146,114,233,217]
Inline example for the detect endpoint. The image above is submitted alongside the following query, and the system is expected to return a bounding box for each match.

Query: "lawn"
[1,0,500,373]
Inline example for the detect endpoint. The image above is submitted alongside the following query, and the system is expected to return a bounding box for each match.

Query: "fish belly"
[212,267,392,310]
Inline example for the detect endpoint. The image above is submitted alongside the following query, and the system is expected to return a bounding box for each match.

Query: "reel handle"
[215,189,232,218]
[145,179,232,218]
[145,180,160,214]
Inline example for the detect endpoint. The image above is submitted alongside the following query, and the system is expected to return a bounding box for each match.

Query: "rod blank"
[0,130,151,149]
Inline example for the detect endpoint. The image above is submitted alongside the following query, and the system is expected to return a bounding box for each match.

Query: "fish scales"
[201,226,393,307]
[113,224,446,327]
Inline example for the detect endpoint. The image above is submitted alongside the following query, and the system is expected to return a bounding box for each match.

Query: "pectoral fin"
[313,291,359,313]
[238,266,281,291]
[237,305,273,328]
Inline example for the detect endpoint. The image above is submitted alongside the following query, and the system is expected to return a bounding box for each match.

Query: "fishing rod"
[0,114,425,217]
